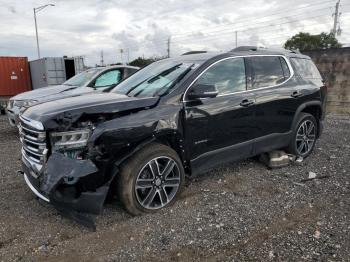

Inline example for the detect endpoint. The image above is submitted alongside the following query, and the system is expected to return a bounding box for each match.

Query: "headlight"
[50,129,91,152]
[14,100,38,108]
[22,100,38,108]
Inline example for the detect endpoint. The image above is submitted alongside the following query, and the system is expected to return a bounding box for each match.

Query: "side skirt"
[189,132,292,176]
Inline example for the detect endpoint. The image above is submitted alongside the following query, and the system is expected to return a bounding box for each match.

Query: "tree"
[284,32,342,51]
[129,56,166,68]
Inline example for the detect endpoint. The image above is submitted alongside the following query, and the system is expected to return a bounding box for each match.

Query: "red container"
[0,57,32,97]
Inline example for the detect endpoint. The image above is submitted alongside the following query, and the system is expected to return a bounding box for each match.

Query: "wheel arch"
[292,101,323,137]
[111,130,187,173]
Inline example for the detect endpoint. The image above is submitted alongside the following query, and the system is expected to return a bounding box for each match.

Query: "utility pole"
[127,48,130,64]
[120,49,124,64]
[167,37,171,58]
[33,9,40,59]
[100,50,104,66]
[33,4,55,59]
[332,0,341,36]
[235,31,238,47]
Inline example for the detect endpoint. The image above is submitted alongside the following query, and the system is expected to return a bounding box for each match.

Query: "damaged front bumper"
[22,152,112,216]
[24,172,50,202]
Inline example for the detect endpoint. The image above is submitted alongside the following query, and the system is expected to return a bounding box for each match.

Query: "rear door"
[246,55,297,153]
[184,57,256,173]
[289,57,325,106]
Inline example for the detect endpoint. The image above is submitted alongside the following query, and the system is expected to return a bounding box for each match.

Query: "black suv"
[19,47,326,218]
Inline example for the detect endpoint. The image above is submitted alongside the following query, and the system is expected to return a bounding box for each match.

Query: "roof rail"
[232,46,302,54]
[231,46,258,52]
[181,51,207,55]
[288,49,301,54]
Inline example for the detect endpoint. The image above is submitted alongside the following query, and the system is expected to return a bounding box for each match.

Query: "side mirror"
[187,84,219,100]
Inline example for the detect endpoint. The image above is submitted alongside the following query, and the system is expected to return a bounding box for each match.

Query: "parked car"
[6,65,139,127]
[19,47,326,220]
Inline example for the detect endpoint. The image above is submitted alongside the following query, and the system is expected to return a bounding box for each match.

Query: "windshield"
[112,60,195,97]
[63,68,103,86]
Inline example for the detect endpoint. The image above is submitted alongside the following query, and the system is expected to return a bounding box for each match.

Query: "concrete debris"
[314,229,321,239]
[259,150,291,168]
[308,172,317,179]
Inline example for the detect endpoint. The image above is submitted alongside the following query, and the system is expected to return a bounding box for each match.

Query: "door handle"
[291,91,303,98]
[240,99,255,107]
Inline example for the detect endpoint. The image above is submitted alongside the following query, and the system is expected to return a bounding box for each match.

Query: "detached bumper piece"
[23,153,113,230]
[24,173,50,202]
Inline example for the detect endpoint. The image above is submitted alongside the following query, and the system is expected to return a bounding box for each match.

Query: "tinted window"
[280,57,291,78]
[290,58,322,79]
[126,68,138,77]
[250,56,287,89]
[63,68,103,86]
[194,58,246,95]
[113,61,196,97]
[94,69,122,88]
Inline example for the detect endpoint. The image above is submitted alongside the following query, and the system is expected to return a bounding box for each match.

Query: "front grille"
[19,118,48,172]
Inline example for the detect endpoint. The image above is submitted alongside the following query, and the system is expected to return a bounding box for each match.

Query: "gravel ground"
[0,114,349,262]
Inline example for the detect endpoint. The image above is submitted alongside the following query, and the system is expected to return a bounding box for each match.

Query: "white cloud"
[0,0,349,66]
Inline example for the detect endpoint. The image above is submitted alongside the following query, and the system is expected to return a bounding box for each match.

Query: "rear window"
[290,58,322,79]
[249,56,290,89]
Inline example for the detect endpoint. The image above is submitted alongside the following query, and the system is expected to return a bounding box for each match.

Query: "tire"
[117,143,185,216]
[286,112,318,158]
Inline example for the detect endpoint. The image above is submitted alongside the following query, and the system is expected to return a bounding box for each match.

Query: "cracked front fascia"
[37,103,184,215]
[41,153,112,215]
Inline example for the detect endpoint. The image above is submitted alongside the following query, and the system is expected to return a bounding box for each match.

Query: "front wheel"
[117,143,185,215]
[286,112,318,158]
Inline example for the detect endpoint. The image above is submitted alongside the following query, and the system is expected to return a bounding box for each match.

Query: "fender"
[113,129,186,168]
[291,100,323,133]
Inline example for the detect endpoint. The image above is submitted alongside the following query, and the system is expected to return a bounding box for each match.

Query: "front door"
[183,57,256,174]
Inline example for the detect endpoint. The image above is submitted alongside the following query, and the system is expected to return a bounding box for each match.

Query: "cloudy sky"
[0,0,349,66]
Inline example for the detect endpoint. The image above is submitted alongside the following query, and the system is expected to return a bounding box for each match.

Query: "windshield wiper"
[125,63,183,96]
[60,86,80,93]
[154,63,195,97]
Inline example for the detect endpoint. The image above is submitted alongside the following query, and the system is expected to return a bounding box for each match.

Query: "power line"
[165,0,336,40]
[160,2,350,44]
[170,13,339,44]
[171,13,350,51]
[133,10,350,56]
[130,2,350,58]
[170,11,334,43]
[157,6,336,45]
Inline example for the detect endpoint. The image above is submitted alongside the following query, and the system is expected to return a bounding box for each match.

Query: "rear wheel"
[117,143,185,215]
[287,113,318,158]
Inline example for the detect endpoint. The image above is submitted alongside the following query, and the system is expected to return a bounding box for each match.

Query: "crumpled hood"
[12,85,97,103]
[22,93,159,130]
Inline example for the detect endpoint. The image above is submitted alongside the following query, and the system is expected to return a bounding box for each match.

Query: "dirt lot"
[0,114,349,262]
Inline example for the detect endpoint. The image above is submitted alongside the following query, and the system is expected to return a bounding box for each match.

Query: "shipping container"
[29,56,85,89]
[0,56,32,97]
[29,57,66,89]
[74,56,85,74]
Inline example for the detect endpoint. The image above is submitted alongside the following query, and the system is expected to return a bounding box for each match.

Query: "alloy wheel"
[295,119,316,156]
[135,157,181,210]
